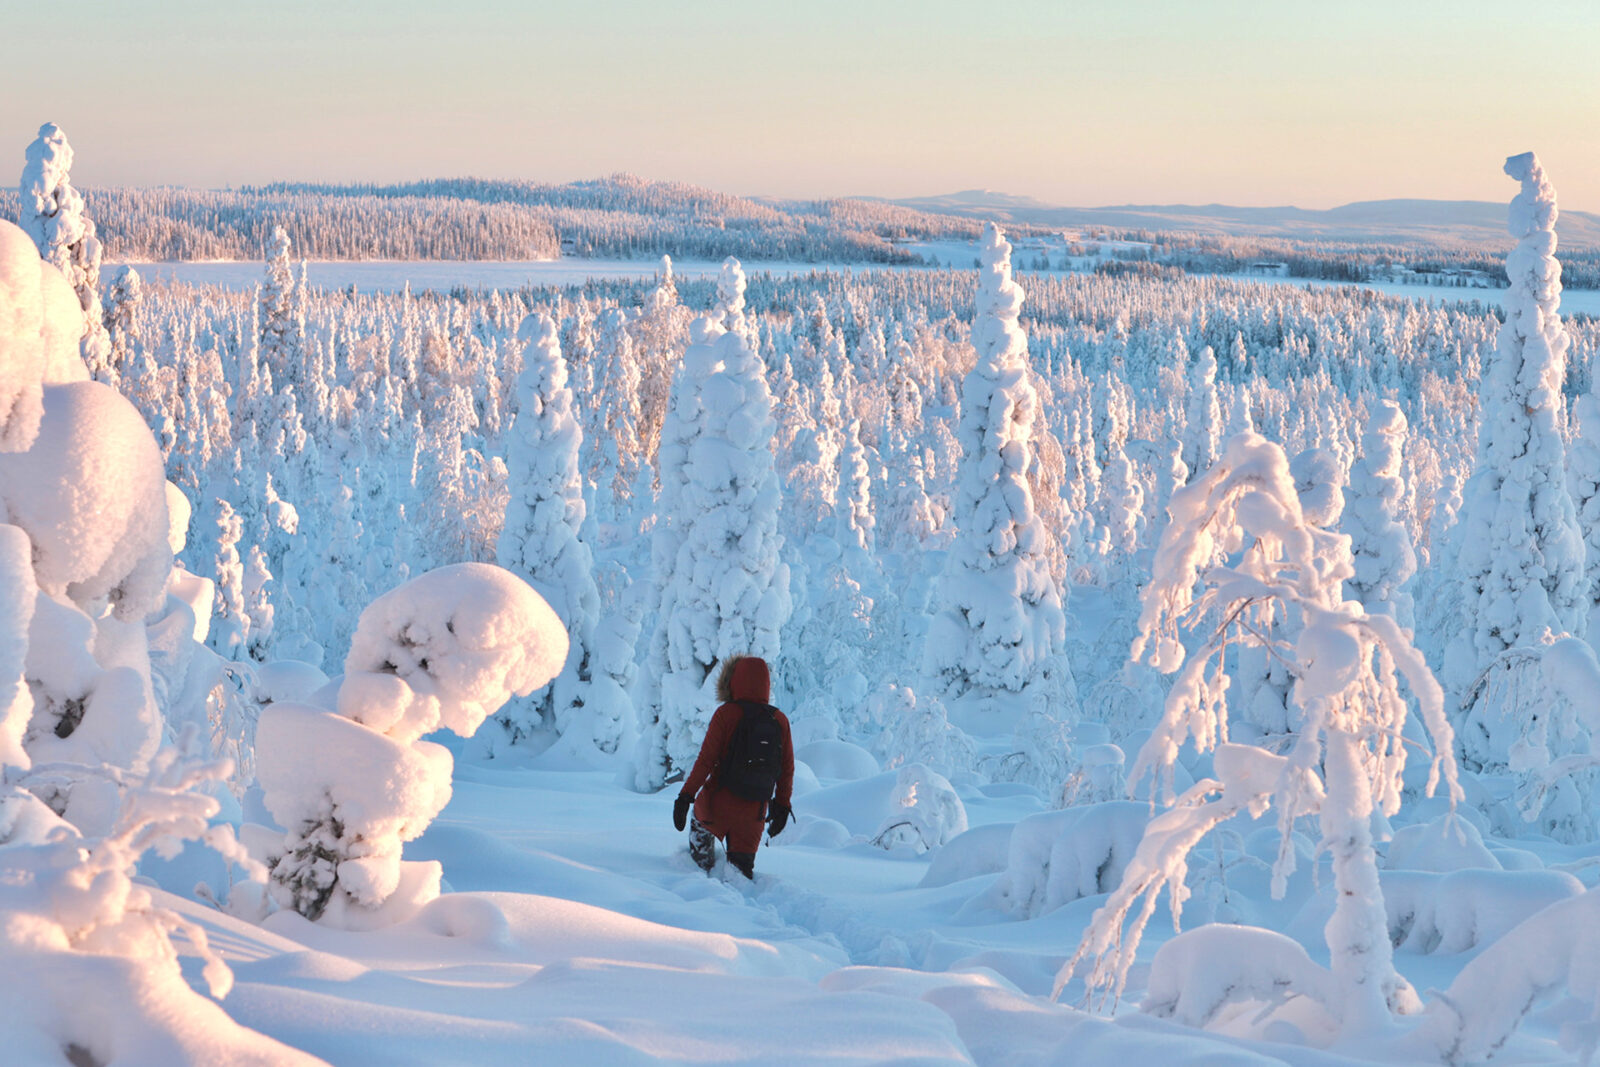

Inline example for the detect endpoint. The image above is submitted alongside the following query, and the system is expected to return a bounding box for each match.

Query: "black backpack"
[719,701,783,802]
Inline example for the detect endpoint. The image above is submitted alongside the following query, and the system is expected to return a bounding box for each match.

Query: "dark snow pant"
[689,817,716,872]
[689,817,756,879]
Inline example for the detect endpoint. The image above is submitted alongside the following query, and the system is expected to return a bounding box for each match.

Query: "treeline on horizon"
[2,172,1599,289]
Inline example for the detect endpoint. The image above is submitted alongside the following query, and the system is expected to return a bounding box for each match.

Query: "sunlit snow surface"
[143,736,1588,1066]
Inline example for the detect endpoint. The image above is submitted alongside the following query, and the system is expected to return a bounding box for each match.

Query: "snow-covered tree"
[923,224,1073,735]
[638,258,791,787]
[1445,153,1585,758]
[254,564,566,926]
[1182,344,1222,476]
[492,313,601,753]
[1061,432,1462,1036]
[19,122,109,379]
[1569,391,1600,644]
[209,498,247,660]
[1343,401,1417,629]
[259,228,305,389]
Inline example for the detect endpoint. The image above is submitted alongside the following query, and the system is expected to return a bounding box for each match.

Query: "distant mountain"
[873,193,1600,249]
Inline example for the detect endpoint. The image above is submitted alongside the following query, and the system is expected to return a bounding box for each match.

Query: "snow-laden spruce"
[1569,389,1600,644]
[253,563,566,927]
[19,122,110,379]
[1181,344,1221,477]
[489,313,604,756]
[1343,400,1417,628]
[1061,432,1461,1040]
[1446,153,1585,768]
[637,258,790,787]
[923,223,1074,735]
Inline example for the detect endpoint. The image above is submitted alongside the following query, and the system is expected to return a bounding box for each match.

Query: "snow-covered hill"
[882,191,1600,247]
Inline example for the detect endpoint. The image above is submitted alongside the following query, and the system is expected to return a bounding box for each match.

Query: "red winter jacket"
[680,657,794,853]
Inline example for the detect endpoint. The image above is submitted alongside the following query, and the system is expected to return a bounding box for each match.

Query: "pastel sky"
[3,0,1597,210]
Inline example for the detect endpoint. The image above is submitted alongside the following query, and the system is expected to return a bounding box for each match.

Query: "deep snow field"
[143,726,1597,1066]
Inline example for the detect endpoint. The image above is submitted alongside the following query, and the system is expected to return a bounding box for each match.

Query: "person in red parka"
[671,655,794,879]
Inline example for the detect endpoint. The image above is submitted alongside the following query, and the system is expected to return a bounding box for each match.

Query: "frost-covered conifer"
[1569,391,1600,643]
[259,227,304,389]
[1182,345,1222,476]
[882,684,975,781]
[589,307,643,527]
[209,498,247,660]
[243,544,275,663]
[1099,443,1144,579]
[102,264,143,388]
[19,123,109,378]
[923,224,1073,734]
[631,255,691,467]
[492,313,601,751]
[1343,401,1417,629]
[639,259,790,787]
[837,417,875,555]
[1446,154,1585,736]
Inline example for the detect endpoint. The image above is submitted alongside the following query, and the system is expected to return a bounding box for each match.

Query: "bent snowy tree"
[1057,432,1462,1037]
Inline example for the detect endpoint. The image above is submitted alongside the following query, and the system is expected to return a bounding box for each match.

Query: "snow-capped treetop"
[19,123,88,277]
[1505,152,1558,242]
[341,562,569,744]
[19,122,107,375]
[716,256,747,332]
[1290,446,1345,529]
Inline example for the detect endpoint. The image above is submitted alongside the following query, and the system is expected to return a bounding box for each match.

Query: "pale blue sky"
[3,0,1596,210]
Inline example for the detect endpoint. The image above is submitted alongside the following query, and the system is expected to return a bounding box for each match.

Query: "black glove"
[673,794,692,832]
[767,801,791,838]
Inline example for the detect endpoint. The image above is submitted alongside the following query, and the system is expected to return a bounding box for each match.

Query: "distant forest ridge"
[0,173,987,264]
[2,173,1599,287]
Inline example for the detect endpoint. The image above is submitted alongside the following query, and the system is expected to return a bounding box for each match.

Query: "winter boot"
[726,851,755,880]
[689,817,716,873]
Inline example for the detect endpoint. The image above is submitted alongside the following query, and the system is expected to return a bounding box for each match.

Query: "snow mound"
[989,801,1150,918]
[1385,812,1500,872]
[870,763,967,852]
[1383,867,1583,955]
[38,259,86,383]
[920,822,1015,888]
[0,220,48,452]
[797,738,880,781]
[1144,924,1338,1030]
[0,381,171,619]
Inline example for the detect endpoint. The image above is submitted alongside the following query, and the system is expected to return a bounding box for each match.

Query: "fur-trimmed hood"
[715,656,771,704]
